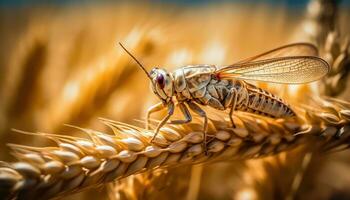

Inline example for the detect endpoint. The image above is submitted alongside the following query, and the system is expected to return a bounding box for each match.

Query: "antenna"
[118,42,152,80]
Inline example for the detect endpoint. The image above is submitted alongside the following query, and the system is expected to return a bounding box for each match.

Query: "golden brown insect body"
[171,65,295,118]
[119,42,329,152]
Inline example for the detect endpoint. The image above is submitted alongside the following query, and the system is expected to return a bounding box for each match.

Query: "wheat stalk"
[321,32,350,96]
[0,97,349,199]
[301,0,350,96]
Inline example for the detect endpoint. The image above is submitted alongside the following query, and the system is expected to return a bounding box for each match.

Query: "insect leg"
[245,90,249,107]
[150,102,175,143]
[229,88,238,128]
[186,101,209,154]
[168,103,192,124]
[146,102,165,130]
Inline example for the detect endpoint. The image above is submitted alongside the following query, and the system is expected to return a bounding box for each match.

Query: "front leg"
[186,101,209,154]
[146,102,165,130]
[150,102,175,143]
[168,103,192,125]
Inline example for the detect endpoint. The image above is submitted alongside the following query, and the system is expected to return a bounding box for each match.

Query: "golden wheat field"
[0,0,350,199]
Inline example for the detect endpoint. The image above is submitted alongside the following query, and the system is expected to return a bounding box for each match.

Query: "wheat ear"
[0,97,349,199]
[301,0,350,96]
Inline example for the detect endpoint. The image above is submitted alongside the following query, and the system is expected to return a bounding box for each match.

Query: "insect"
[119,42,329,149]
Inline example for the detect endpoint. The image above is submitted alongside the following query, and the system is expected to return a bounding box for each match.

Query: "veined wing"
[217,56,330,84]
[234,43,318,64]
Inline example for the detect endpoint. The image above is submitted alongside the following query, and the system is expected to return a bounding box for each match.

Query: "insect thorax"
[172,65,217,102]
[172,65,239,109]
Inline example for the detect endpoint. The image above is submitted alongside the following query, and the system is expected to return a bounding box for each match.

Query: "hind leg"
[228,88,238,128]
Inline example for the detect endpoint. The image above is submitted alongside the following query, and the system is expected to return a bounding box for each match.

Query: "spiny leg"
[245,90,249,107]
[229,88,238,128]
[150,102,175,143]
[187,101,209,154]
[168,103,192,125]
[146,102,165,130]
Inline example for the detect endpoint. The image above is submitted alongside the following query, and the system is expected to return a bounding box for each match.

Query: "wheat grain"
[0,97,349,199]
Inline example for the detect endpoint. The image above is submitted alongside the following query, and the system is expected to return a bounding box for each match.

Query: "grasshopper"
[119,43,329,149]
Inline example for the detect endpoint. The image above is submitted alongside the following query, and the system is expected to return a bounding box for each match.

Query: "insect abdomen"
[236,83,296,118]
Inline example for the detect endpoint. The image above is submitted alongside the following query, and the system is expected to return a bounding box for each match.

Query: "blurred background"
[0,0,350,199]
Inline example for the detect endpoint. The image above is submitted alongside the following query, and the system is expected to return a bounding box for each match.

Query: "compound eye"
[156,74,165,89]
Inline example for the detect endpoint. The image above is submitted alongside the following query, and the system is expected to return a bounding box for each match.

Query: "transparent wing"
[217,56,330,84]
[234,43,319,64]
